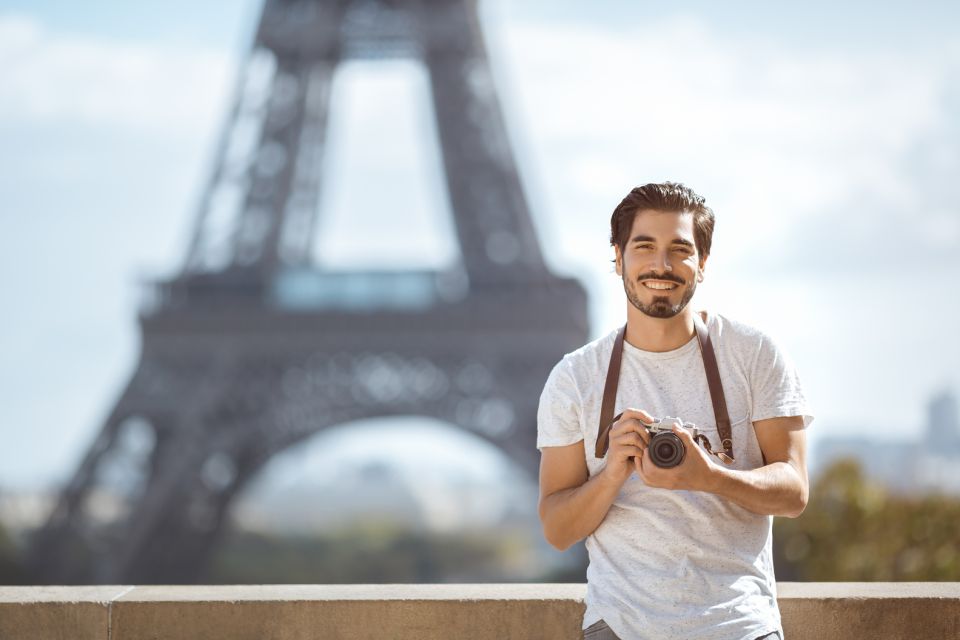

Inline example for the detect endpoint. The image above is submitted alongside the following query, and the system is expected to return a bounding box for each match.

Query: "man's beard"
[624,272,697,319]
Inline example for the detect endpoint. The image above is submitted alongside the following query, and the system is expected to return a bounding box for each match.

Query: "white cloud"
[497,16,959,265]
[0,13,233,134]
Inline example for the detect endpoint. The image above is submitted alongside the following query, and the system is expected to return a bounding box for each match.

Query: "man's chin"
[641,306,681,319]
[629,298,681,319]
[643,296,678,317]
[624,283,695,319]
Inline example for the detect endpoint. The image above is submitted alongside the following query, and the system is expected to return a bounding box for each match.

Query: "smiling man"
[537,182,812,640]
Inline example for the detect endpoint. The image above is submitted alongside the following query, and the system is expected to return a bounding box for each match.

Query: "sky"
[1,0,959,494]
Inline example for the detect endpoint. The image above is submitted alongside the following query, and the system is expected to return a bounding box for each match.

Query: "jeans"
[582,619,620,640]
[582,619,782,640]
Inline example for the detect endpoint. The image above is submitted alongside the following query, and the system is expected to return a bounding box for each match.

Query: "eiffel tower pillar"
[28,0,589,585]
[420,1,549,286]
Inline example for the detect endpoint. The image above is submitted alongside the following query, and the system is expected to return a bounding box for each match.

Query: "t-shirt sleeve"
[750,332,814,428]
[537,357,585,451]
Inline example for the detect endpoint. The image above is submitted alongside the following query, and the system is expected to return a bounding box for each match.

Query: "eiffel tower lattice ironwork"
[29,0,588,584]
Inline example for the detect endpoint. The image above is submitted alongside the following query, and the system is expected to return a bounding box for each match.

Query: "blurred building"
[814,388,960,494]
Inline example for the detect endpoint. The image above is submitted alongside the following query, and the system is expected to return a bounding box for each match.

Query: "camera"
[644,416,698,469]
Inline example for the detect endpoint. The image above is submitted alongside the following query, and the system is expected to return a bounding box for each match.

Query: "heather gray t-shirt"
[537,312,813,640]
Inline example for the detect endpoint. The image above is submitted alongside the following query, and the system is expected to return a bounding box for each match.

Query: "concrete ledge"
[112,585,585,640]
[778,583,960,639]
[0,586,131,640]
[1,583,958,639]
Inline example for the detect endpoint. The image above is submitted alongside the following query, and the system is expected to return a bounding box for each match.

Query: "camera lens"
[649,432,685,468]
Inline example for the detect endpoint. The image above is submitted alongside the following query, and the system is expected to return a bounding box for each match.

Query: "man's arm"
[539,409,655,550]
[707,415,808,516]
[538,441,618,551]
[636,415,809,517]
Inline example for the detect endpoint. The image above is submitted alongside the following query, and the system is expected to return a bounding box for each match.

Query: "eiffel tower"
[29,0,588,584]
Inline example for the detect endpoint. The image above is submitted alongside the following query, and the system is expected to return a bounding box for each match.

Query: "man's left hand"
[634,424,718,491]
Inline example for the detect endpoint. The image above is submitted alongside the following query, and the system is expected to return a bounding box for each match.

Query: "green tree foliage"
[774,459,960,581]
[205,520,542,584]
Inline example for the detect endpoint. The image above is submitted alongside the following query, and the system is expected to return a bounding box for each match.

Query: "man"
[537,182,812,640]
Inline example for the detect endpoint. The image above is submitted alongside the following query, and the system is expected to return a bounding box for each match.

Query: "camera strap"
[594,311,735,463]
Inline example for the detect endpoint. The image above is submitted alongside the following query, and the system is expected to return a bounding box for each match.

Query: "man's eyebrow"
[629,235,695,249]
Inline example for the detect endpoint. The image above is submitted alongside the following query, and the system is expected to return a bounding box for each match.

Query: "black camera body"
[644,416,698,469]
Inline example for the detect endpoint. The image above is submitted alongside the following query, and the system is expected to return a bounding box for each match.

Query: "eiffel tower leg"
[30,348,238,583]
[101,431,212,583]
[115,438,262,584]
[26,371,168,583]
[113,409,357,583]
[186,0,344,275]
[274,59,336,268]
[94,356,253,582]
[420,3,546,284]
[100,353,359,583]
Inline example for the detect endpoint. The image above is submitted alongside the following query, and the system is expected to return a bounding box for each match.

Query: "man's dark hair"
[609,182,716,258]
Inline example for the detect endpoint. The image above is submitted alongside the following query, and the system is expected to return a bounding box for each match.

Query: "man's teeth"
[643,281,678,290]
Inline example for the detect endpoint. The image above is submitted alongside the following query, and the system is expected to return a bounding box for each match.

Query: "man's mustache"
[636,272,686,285]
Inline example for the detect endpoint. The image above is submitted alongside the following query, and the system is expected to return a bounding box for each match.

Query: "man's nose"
[649,249,672,272]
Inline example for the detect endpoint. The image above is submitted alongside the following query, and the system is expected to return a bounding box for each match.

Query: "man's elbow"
[539,514,574,551]
[781,486,809,518]
[542,527,577,552]
[539,508,578,551]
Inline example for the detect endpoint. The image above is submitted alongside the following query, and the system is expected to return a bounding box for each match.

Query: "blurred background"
[1,0,959,585]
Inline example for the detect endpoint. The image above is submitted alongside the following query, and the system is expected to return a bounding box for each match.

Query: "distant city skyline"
[1,0,959,493]
[814,388,960,494]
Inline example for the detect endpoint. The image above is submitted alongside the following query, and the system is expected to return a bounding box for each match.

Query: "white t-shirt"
[537,312,813,640]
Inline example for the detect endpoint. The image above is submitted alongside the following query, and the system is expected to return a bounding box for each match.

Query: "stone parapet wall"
[1,583,958,639]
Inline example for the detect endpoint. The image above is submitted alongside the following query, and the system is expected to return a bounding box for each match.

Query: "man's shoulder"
[556,328,620,376]
[709,311,791,360]
[710,311,773,343]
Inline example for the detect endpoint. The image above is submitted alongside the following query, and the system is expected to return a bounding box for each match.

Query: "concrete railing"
[2,583,959,639]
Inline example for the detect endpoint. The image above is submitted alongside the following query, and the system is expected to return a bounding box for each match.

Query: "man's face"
[614,209,707,319]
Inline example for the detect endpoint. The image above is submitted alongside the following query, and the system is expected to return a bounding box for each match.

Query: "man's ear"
[697,253,709,282]
[614,245,623,277]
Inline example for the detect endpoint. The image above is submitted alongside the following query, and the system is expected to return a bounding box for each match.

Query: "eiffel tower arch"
[29,0,588,584]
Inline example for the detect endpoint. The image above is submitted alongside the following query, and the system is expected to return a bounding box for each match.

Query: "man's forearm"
[707,461,808,517]
[540,472,623,551]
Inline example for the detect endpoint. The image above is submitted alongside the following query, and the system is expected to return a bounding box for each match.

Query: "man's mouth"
[641,280,680,291]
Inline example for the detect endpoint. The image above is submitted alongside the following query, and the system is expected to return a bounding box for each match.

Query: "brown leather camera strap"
[594,312,734,462]
[595,323,627,458]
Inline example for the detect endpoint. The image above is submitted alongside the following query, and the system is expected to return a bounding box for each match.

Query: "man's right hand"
[600,408,655,487]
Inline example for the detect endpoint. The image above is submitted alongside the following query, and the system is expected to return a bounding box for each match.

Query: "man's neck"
[623,305,698,353]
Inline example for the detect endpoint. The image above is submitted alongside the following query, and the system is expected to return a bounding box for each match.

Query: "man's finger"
[620,408,654,423]
[612,432,646,453]
[614,417,650,429]
[634,447,651,478]
[625,444,645,458]
[614,432,644,446]
[671,424,695,444]
[612,422,652,445]
[617,444,645,464]
[635,425,651,444]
